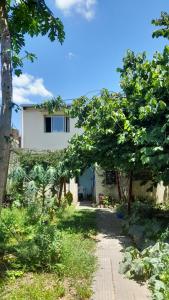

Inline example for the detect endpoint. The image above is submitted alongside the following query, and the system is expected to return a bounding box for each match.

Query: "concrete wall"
[22,108,82,150]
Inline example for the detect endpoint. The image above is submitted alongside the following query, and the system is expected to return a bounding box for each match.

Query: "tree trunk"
[42,184,45,208]
[115,171,122,201]
[0,0,12,206]
[128,171,133,214]
[63,177,66,196]
[58,178,64,206]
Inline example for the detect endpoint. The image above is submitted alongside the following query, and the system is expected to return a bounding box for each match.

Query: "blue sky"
[12,0,169,130]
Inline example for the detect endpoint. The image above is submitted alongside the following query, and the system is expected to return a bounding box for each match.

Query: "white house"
[22,105,167,204]
[21,105,97,203]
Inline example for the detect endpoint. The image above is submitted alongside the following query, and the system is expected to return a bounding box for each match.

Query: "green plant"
[120,242,169,299]
[9,165,58,208]
[64,191,73,206]
[15,222,61,271]
[0,207,97,299]
[76,284,93,299]
[119,199,169,300]
[0,273,65,300]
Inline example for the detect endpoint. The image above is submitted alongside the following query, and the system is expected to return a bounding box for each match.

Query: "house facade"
[22,105,168,204]
[21,105,96,203]
[21,106,82,150]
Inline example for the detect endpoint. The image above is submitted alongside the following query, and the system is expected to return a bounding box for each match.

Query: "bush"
[119,200,169,300]
[0,206,97,300]
[15,222,61,271]
[64,192,73,206]
[120,242,169,299]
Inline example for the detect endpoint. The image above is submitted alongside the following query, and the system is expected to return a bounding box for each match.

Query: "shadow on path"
[95,209,131,248]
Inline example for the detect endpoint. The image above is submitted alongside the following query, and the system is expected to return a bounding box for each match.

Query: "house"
[21,105,96,203]
[22,105,168,204]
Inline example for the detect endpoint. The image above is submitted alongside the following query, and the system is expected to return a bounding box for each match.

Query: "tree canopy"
[8,0,65,76]
[152,12,169,40]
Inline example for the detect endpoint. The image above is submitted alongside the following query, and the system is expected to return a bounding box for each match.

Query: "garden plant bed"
[119,200,169,300]
[0,206,97,300]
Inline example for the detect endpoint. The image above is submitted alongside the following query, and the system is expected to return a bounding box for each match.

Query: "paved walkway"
[90,208,151,300]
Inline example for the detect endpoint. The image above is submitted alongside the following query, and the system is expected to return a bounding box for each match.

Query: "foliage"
[152,12,169,40]
[102,196,113,208]
[117,46,169,184]
[14,149,64,171]
[9,164,59,207]
[0,207,97,299]
[0,273,65,300]
[120,242,169,300]
[64,43,169,190]
[119,200,169,300]
[7,0,65,76]
[64,191,73,206]
[8,149,69,208]
[0,0,65,206]
[35,96,67,114]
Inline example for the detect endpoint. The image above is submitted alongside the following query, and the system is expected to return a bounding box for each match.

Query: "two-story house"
[21,105,96,203]
[21,104,169,205]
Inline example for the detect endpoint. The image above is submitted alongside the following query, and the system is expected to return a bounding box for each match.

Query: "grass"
[1,273,65,300]
[0,206,97,300]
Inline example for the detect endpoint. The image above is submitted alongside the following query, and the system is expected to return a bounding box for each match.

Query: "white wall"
[67,178,78,204]
[22,108,82,150]
[95,165,118,203]
[132,180,169,204]
[22,107,81,204]
[95,165,169,204]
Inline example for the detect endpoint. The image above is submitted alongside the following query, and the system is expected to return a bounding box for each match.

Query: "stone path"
[90,208,151,300]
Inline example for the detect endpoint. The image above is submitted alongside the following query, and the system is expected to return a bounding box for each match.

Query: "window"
[45,116,70,133]
[52,116,64,132]
[105,171,116,185]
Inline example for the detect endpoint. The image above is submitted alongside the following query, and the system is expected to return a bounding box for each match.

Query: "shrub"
[64,192,73,206]
[15,222,61,271]
[119,200,169,300]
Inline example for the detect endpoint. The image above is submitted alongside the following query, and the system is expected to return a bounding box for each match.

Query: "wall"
[21,108,80,204]
[95,165,169,204]
[67,178,78,204]
[94,165,119,203]
[22,108,82,150]
[132,180,169,204]
[78,168,95,199]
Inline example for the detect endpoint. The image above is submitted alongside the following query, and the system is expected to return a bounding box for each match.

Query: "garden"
[0,150,97,300]
[118,199,169,300]
[0,4,169,299]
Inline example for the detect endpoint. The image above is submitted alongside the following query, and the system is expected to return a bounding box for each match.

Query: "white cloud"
[12,73,53,104]
[67,52,75,60]
[55,0,97,20]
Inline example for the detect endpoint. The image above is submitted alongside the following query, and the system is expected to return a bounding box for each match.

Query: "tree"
[152,12,169,40]
[0,0,65,205]
[64,44,169,212]
[117,46,169,185]
[66,91,141,212]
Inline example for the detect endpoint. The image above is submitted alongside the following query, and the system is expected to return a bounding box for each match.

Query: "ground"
[80,203,151,300]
